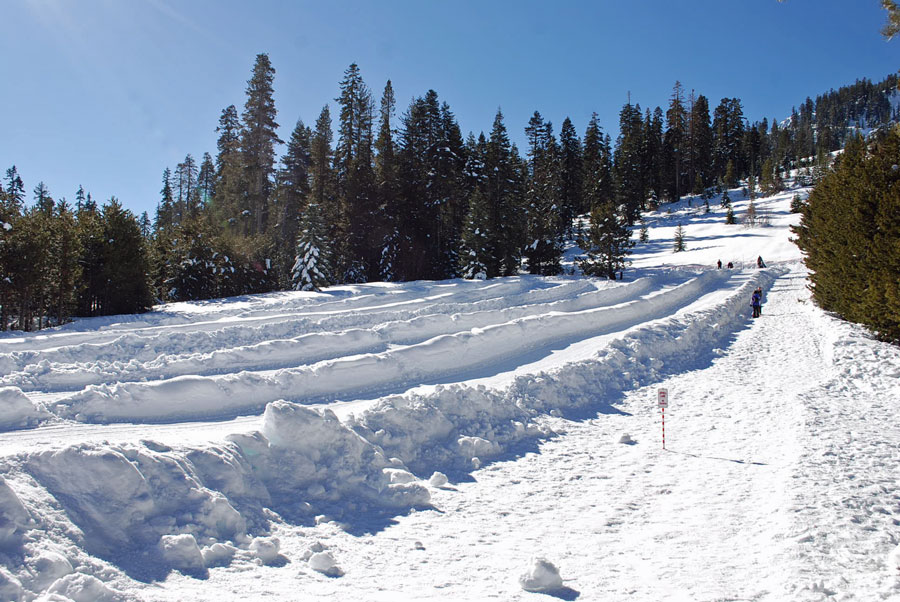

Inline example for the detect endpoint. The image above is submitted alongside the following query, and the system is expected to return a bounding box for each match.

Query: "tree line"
[2,55,897,331]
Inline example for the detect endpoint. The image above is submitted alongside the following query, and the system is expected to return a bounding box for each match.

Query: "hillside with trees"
[2,55,898,332]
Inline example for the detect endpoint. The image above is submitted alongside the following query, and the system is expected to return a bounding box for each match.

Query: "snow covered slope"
[0,185,898,601]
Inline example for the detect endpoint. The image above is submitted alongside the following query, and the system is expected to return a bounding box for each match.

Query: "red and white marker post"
[657,388,669,450]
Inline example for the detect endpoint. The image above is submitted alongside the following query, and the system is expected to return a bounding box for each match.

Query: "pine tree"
[689,94,713,190]
[459,187,492,279]
[167,216,219,301]
[197,152,216,207]
[613,100,645,224]
[98,198,154,315]
[274,119,312,286]
[639,219,649,242]
[212,105,245,232]
[663,82,688,202]
[309,105,342,275]
[335,63,378,281]
[583,113,613,211]
[578,202,634,279]
[241,54,281,236]
[558,117,583,234]
[292,201,331,291]
[375,80,400,280]
[51,200,81,326]
[481,108,523,277]
[673,223,686,252]
[523,112,563,275]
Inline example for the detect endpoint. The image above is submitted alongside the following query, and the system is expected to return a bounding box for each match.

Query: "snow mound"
[249,536,280,565]
[618,433,635,444]
[0,387,49,430]
[24,443,247,560]
[308,550,343,577]
[519,556,563,592]
[428,472,448,487]
[157,534,204,573]
[226,401,431,515]
[41,572,128,602]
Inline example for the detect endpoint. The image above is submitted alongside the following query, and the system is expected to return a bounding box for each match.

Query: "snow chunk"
[428,472,448,487]
[457,435,499,459]
[0,476,31,549]
[0,387,49,430]
[308,551,343,577]
[43,573,128,602]
[249,536,280,565]
[26,551,73,590]
[0,566,25,601]
[519,557,564,592]
[618,433,636,444]
[201,542,236,568]
[158,534,204,572]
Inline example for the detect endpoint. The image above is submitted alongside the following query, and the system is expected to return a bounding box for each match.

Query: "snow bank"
[52,270,726,424]
[0,387,49,430]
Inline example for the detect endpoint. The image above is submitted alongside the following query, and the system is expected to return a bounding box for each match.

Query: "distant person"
[757,255,766,268]
[717,259,722,269]
[727,261,733,269]
[751,286,762,318]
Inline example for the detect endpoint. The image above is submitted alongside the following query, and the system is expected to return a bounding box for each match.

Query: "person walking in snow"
[751,287,762,318]
[717,259,722,269]
[757,255,766,268]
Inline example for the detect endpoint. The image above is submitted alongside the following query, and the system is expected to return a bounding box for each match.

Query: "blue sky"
[1,0,897,218]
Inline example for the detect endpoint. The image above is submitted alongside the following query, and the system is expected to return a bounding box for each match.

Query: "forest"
[1,55,897,332]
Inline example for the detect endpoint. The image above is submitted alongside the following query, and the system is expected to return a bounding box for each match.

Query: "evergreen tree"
[713,98,746,184]
[375,80,400,280]
[688,94,713,189]
[583,113,613,211]
[459,186,491,279]
[481,109,524,277]
[639,219,649,242]
[291,201,331,291]
[197,152,216,207]
[523,111,563,275]
[663,82,688,201]
[335,63,378,280]
[673,223,686,252]
[309,105,341,275]
[51,200,81,326]
[613,100,645,224]
[578,202,634,279]
[558,117,583,233]
[643,107,665,207]
[212,104,245,232]
[98,198,154,315]
[274,119,312,286]
[166,216,219,301]
[241,54,281,236]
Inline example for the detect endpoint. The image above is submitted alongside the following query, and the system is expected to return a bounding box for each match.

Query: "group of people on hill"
[714,256,768,318]
[715,255,766,270]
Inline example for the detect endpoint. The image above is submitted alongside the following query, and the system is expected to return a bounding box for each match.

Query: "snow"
[0,182,898,600]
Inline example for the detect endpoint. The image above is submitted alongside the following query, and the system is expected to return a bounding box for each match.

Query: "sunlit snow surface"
[0,186,898,601]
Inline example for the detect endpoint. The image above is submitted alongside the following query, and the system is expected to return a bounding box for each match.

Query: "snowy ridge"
[46,269,742,424]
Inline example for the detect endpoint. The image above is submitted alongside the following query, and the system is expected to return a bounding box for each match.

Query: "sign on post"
[658,388,668,449]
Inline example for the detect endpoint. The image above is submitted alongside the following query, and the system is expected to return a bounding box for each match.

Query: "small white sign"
[658,388,669,408]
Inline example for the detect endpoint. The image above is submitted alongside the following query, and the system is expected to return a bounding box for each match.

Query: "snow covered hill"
[0,185,898,601]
